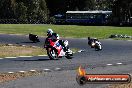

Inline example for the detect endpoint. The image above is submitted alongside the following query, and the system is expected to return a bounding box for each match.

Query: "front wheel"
[65,50,73,59]
[65,55,73,59]
[47,48,58,60]
[95,44,102,51]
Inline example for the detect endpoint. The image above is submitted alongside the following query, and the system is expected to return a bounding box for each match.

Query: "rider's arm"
[56,34,59,40]
[44,38,48,48]
[52,33,59,41]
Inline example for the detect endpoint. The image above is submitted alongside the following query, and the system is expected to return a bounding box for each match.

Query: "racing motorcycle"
[91,41,102,51]
[29,33,40,43]
[44,38,73,60]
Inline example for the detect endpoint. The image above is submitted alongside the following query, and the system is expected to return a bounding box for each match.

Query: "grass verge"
[0,70,43,83]
[0,44,78,58]
[0,44,45,58]
[0,24,132,39]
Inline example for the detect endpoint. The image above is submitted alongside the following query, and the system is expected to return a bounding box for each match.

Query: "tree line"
[0,0,49,23]
[0,0,132,24]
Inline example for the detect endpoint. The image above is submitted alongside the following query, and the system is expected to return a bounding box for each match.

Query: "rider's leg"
[59,40,69,52]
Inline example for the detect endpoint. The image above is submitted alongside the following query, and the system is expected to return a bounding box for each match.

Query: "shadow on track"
[21,41,38,43]
[13,58,53,61]
[13,59,58,61]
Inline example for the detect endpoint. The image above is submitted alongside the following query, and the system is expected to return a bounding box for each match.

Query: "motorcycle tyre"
[47,48,59,60]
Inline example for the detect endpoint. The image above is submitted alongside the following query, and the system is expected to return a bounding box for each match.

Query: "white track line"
[22,45,26,46]
[78,50,85,53]
[1,55,48,59]
[19,71,26,73]
[8,72,14,74]
[54,68,61,71]
[5,57,17,59]
[38,55,47,56]
[32,46,37,48]
[7,44,13,46]
[116,63,123,65]
[107,64,113,66]
[30,70,36,72]
[18,56,33,58]
[43,69,50,70]
[43,69,51,72]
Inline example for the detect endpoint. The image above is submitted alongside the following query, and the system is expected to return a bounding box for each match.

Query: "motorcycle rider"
[88,37,100,48]
[44,29,69,52]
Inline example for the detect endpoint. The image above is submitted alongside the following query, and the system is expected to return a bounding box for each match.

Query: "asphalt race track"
[0,34,132,88]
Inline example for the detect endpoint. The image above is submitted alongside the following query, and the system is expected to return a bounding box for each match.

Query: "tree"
[24,0,49,23]
[15,2,27,22]
[0,0,49,23]
[38,0,49,23]
[81,0,96,10]
[94,0,114,10]
[112,0,132,24]
[67,0,95,11]
[0,0,15,19]
[46,0,67,16]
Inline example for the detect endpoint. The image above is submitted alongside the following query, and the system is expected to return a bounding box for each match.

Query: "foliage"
[0,0,49,23]
[0,24,132,39]
[0,0,132,24]
[112,0,132,24]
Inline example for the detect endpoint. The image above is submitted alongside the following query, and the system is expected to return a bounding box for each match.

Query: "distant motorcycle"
[91,41,102,51]
[88,37,102,51]
[29,33,40,43]
[44,38,73,60]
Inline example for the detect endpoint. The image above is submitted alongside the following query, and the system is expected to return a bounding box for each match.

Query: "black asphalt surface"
[0,34,132,88]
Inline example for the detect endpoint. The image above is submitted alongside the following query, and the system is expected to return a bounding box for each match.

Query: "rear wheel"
[65,51,73,59]
[47,48,58,60]
[95,44,102,51]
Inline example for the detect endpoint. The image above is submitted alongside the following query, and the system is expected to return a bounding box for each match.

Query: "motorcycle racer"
[44,29,69,52]
[88,37,101,48]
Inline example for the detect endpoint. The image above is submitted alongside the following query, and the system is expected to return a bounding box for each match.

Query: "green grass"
[0,44,45,58]
[0,44,79,58]
[0,24,132,39]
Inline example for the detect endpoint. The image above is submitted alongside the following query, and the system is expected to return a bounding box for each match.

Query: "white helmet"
[47,29,53,35]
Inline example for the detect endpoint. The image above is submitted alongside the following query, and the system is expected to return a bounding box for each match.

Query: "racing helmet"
[47,29,53,36]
